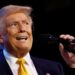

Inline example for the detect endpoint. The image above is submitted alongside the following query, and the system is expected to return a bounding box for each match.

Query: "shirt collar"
[3,49,32,65]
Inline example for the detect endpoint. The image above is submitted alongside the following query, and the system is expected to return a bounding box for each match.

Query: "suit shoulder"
[32,56,59,63]
[32,56,62,67]
[32,56,64,75]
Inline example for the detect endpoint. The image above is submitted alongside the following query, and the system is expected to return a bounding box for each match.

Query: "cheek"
[26,27,33,36]
[4,30,16,43]
[27,26,32,31]
[6,28,18,37]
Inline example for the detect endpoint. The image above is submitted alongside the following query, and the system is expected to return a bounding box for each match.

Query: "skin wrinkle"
[1,12,33,58]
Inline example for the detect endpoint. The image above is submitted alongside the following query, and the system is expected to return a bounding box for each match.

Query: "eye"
[8,22,18,27]
[22,20,29,25]
[25,21,29,25]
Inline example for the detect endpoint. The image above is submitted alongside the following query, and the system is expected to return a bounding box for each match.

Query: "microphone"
[39,34,75,54]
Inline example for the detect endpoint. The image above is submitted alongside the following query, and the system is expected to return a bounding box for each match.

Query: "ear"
[0,33,3,44]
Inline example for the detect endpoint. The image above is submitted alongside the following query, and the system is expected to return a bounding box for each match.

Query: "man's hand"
[59,34,75,68]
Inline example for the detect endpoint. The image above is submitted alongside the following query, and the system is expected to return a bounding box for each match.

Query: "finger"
[60,34,75,40]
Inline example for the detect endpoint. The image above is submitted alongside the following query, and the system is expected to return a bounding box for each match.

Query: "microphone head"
[39,34,75,54]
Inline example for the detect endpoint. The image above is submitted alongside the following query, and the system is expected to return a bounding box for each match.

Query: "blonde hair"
[0,5,33,33]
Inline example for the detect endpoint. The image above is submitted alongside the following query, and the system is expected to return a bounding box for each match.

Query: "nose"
[19,23,26,32]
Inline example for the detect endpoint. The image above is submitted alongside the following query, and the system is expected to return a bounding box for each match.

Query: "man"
[0,5,64,75]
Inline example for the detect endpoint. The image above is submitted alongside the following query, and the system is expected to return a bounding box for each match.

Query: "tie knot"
[16,58,25,64]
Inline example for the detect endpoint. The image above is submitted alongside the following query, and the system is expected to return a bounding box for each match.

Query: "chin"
[18,46,31,51]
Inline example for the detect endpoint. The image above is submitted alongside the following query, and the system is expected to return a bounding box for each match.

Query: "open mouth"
[16,36,28,40]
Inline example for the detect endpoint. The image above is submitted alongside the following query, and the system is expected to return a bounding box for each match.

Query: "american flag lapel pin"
[46,73,51,75]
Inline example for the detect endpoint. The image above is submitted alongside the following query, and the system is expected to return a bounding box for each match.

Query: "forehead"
[5,12,29,21]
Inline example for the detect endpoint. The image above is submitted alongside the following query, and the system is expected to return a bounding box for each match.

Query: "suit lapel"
[31,57,46,75]
[0,51,13,75]
[31,57,52,75]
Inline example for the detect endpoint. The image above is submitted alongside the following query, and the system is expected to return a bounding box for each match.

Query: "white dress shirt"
[3,49,38,75]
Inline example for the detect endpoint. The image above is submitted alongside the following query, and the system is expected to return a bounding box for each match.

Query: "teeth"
[16,36,27,40]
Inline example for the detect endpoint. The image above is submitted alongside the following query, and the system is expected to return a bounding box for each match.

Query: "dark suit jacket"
[0,50,64,75]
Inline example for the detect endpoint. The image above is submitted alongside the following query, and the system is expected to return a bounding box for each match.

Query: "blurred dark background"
[0,0,75,62]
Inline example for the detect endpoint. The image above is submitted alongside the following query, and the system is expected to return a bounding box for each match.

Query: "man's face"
[3,12,33,56]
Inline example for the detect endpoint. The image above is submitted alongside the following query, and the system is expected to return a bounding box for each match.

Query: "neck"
[5,47,28,58]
